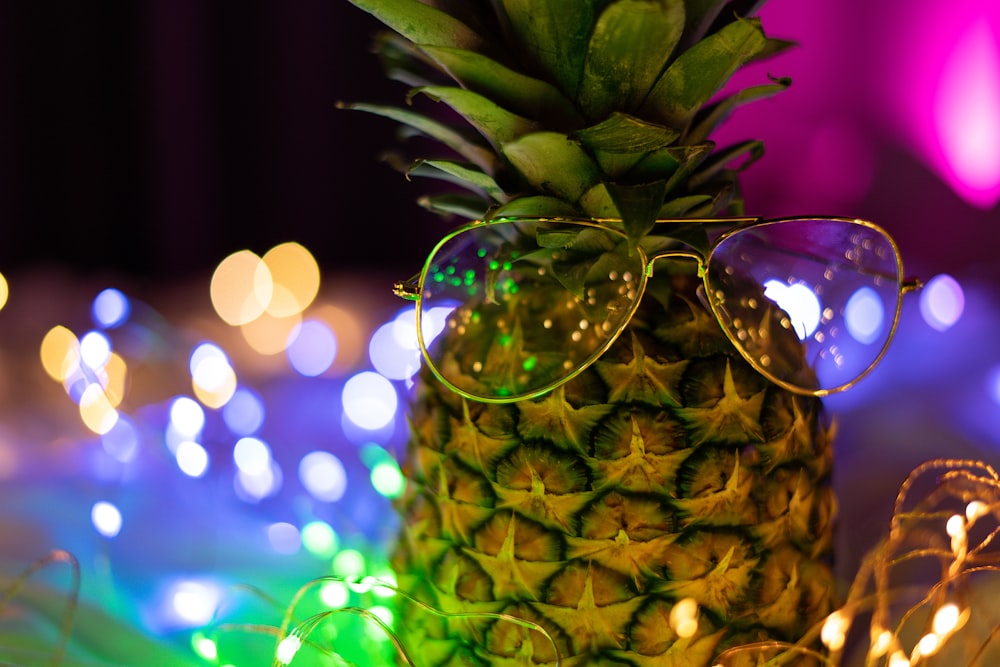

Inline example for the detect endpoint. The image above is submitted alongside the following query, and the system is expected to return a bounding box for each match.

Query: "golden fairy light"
[78,384,118,435]
[668,597,699,639]
[210,250,272,326]
[0,272,8,311]
[210,242,321,357]
[261,242,320,317]
[40,326,81,382]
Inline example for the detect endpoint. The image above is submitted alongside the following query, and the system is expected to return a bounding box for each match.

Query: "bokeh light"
[933,20,1000,207]
[342,372,397,431]
[175,441,209,478]
[0,272,8,312]
[210,250,272,326]
[882,3,1000,208]
[763,280,821,340]
[286,319,338,377]
[301,520,339,559]
[169,396,205,438]
[101,415,140,463]
[845,287,886,345]
[920,274,965,331]
[101,352,128,407]
[233,436,271,475]
[168,580,222,627]
[40,325,81,382]
[240,310,302,356]
[420,304,459,350]
[190,343,237,408]
[332,549,366,580]
[92,288,131,328]
[222,387,265,435]
[91,501,123,538]
[298,450,347,502]
[261,242,321,318]
[80,331,112,370]
[191,633,218,661]
[275,635,302,666]
[267,522,301,555]
[366,606,394,639]
[987,365,1000,406]
[234,460,282,502]
[370,460,405,499]
[320,580,350,608]
[79,384,119,435]
[369,318,421,380]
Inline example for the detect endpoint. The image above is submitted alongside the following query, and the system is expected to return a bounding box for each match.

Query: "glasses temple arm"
[902,277,924,294]
[393,273,421,301]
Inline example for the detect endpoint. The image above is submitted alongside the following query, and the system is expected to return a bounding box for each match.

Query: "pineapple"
[343,1,836,664]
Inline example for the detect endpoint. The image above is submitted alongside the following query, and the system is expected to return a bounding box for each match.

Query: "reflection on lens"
[763,280,821,340]
[708,218,902,394]
[845,287,885,344]
[417,220,643,400]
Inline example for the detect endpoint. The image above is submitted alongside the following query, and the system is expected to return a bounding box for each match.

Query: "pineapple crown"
[343,0,790,248]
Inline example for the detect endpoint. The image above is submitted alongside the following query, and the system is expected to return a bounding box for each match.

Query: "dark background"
[0,1,439,283]
[0,1,997,285]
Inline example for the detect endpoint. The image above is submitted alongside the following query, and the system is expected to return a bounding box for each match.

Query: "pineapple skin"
[341,1,838,663]
[392,273,836,666]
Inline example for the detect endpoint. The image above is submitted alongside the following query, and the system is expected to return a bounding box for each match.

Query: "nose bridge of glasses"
[644,249,707,278]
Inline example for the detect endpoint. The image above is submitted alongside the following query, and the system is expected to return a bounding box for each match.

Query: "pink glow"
[878,3,1000,210]
[932,21,1000,208]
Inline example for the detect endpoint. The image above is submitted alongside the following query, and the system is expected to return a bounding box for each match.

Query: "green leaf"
[688,139,764,187]
[346,0,487,51]
[574,112,681,180]
[502,132,601,204]
[641,16,767,128]
[574,112,680,154]
[413,85,539,147]
[687,77,790,144]
[340,101,497,172]
[497,0,611,98]
[408,159,506,201]
[579,183,619,218]
[418,193,491,218]
[630,141,715,191]
[579,0,685,119]
[418,45,581,125]
[658,194,714,218]
[487,196,580,219]
[607,180,667,243]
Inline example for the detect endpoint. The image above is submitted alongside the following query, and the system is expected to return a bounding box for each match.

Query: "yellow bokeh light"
[262,242,320,318]
[192,360,237,409]
[40,326,81,382]
[0,272,8,311]
[79,384,119,434]
[102,352,128,408]
[240,311,302,356]
[211,250,274,326]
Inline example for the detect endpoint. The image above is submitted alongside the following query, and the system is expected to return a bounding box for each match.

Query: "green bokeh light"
[371,461,405,498]
[301,520,339,559]
[332,549,366,579]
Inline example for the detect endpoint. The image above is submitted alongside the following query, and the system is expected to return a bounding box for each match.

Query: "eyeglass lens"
[417,220,646,399]
[706,218,902,393]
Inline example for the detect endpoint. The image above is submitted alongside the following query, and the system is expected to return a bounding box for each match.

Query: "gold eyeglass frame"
[395,216,923,403]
